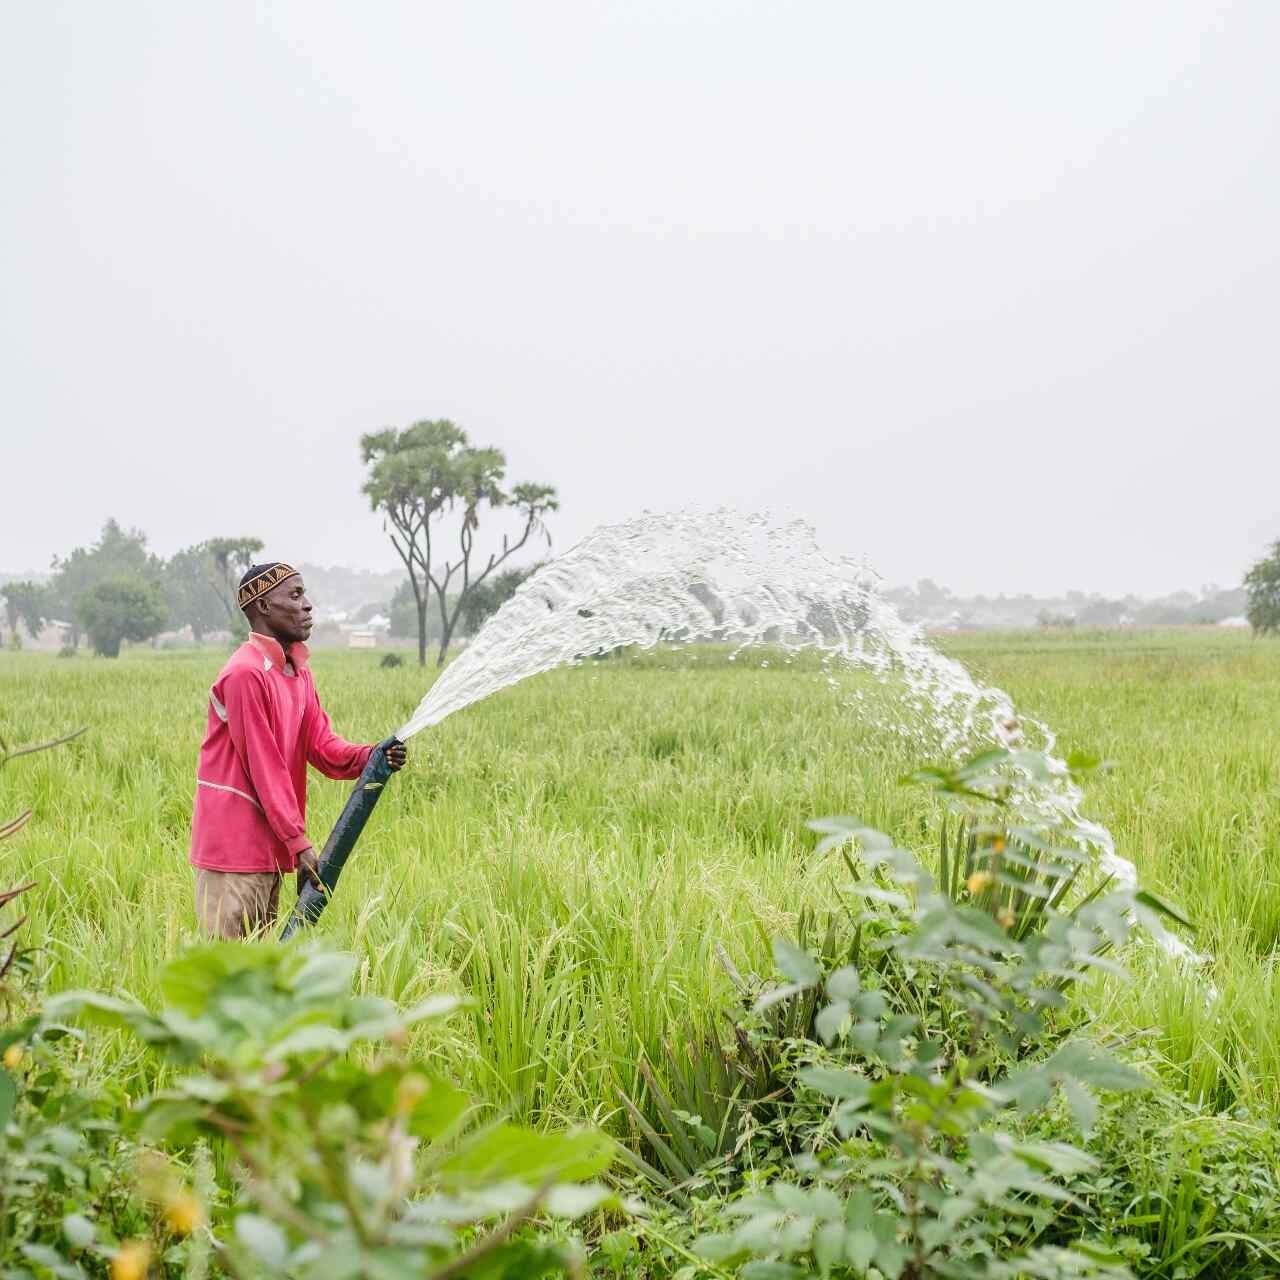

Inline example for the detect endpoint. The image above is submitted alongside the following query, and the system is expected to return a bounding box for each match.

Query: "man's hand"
[386,741,408,771]
[297,847,322,896]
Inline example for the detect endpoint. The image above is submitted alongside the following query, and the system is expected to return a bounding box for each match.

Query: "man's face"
[254,574,313,645]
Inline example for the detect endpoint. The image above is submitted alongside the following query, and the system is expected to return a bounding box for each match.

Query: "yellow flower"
[990,836,1006,854]
[966,872,993,895]
[997,908,1016,930]
[111,1240,152,1280]
[164,1191,205,1236]
[3,1044,22,1070]
[395,1072,428,1114]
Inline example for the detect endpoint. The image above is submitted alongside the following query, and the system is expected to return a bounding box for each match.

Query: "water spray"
[277,509,1182,956]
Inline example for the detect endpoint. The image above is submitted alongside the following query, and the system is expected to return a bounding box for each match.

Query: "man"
[189,561,408,937]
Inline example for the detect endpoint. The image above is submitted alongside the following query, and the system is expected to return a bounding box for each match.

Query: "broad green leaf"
[772,938,819,986]
[140,1098,208,1145]
[175,1074,230,1102]
[333,1063,470,1140]
[291,950,360,999]
[815,1000,850,1046]
[742,1264,804,1280]
[19,1243,85,1279]
[848,883,910,908]
[814,1221,844,1277]
[61,1213,96,1249]
[853,990,887,1020]
[264,1024,352,1060]
[845,1228,877,1272]
[809,818,894,856]
[694,1233,742,1263]
[844,1190,876,1231]
[798,1067,869,1102]
[43,992,172,1045]
[1065,750,1112,778]
[543,1183,617,1217]
[826,965,860,1000]
[439,1124,611,1188]
[874,1238,910,1280]
[159,943,285,1014]
[754,981,811,1012]
[1062,1078,1098,1134]
[447,1240,572,1280]
[1045,1043,1148,1093]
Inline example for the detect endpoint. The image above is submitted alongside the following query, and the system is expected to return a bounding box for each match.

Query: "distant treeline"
[883,578,1249,631]
[0,519,542,657]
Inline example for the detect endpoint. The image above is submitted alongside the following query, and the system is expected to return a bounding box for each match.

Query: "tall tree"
[1,581,49,642]
[164,544,230,643]
[205,537,265,634]
[75,576,168,657]
[1244,539,1280,636]
[360,420,558,666]
[50,520,162,647]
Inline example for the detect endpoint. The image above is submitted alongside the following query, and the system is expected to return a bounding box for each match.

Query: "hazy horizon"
[4,2,1278,597]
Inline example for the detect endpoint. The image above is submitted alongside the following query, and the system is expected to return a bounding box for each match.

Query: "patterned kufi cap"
[238,562,300,610]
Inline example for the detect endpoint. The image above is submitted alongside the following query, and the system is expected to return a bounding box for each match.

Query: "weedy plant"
[617,749,1172,1197]
[616,911,847,1193]
[47,941,627,1279]
[690,749,1195,1279]
[0,725,171,1279]
[2,721,627,1277]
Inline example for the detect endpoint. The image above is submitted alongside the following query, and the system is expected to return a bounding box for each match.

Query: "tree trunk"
[416,600,428,668]
[436,619,455,667]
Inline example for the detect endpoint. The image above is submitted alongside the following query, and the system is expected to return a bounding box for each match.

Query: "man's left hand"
[297,847,322,897]
[386,741,408,771]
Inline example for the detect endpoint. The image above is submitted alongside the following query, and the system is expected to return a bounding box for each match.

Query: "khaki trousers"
[194,868,284,939]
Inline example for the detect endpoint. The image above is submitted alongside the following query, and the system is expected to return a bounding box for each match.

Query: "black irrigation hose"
[279,735,401,941]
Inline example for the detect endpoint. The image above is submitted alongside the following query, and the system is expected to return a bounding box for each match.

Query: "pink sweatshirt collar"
[247,633,311,670]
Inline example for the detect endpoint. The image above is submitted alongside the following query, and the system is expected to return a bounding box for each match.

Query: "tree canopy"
[205,537,266,634]
[1244,540,1280,636]
[49,520,163,647]
[75,576,169,657]
[0,580,50,643]
[164,544,231,643]
[360,420,558,666]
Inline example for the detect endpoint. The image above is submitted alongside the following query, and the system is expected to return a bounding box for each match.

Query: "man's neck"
[250,626,290,652]
[248,629,297,672]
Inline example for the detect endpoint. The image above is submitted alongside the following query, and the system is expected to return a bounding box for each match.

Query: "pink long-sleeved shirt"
[188,634,373,873]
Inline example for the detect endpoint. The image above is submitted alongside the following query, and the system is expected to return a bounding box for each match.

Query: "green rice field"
[1,627,1278,1136]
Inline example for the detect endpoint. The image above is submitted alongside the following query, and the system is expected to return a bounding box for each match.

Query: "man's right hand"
[297,847,322,896]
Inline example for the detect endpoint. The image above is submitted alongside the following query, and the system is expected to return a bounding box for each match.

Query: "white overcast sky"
[3,1,1277,596]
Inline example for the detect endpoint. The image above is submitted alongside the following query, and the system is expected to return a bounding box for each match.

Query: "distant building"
[348,630,378,649]
[1217,615,1250,629]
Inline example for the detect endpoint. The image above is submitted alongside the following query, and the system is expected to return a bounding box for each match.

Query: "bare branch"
[0,727,87,770]
[0,811,33,842]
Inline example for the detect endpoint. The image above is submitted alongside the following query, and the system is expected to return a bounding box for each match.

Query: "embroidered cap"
[238,562,300,611]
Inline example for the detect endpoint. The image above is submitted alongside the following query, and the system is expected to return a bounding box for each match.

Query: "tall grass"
[941,628,1280,1118]
[1,628,1278,1131]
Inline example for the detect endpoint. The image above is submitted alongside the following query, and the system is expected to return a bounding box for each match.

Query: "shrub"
[74,576,168,658]
[47,941,626,1277]
[641,748,1193,1279]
